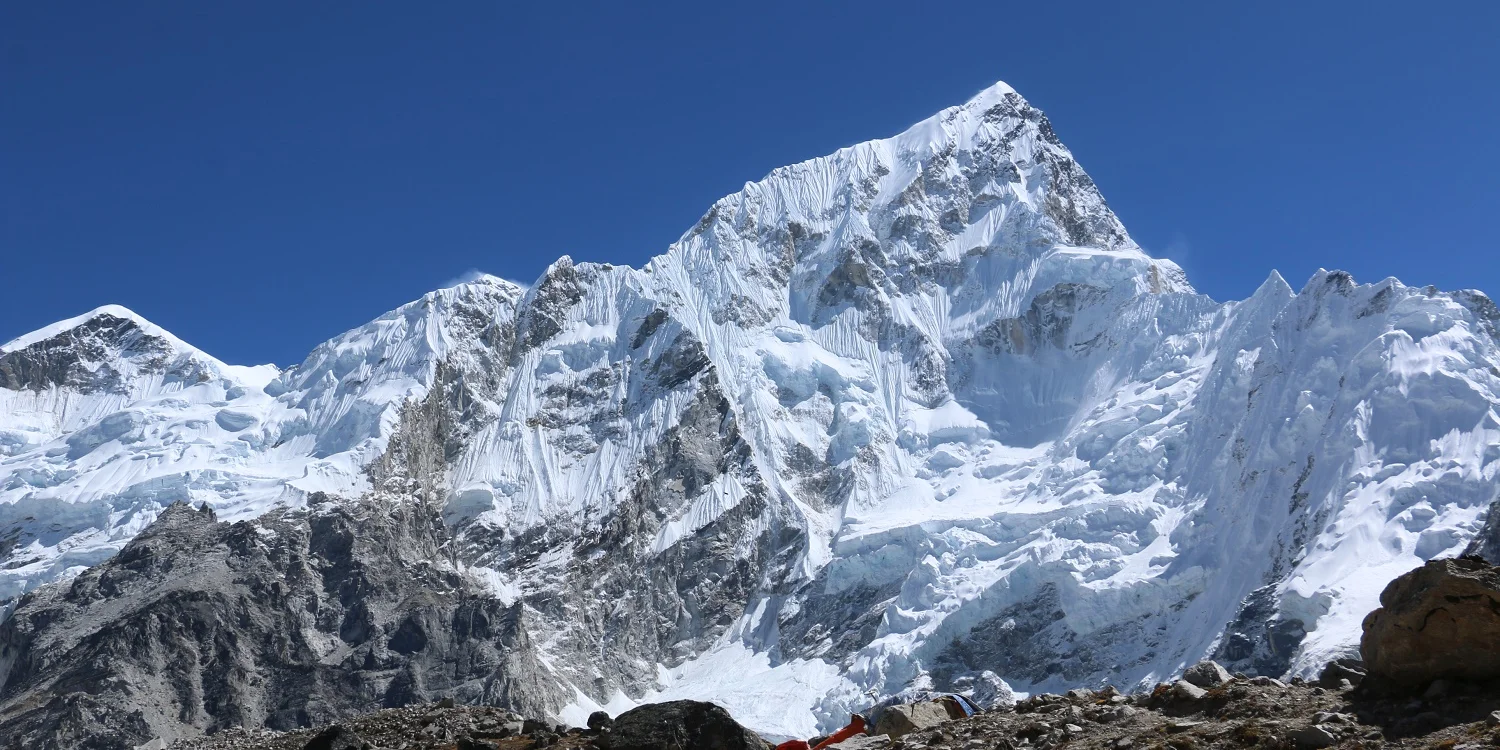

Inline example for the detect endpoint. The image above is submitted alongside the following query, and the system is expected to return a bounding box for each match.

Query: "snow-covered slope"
[3,81,1498,739]
[0,279,523,605]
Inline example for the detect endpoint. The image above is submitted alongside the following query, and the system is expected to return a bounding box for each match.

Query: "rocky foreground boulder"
[599,700,771,750]
[1360,556,1500,689]
[872,700,954,738]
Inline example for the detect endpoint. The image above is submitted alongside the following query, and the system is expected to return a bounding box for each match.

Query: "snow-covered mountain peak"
[0,275,531,606]
[648,81,1189,362]
[1258,268,1294,296]
[2,303,189,374]
[0,302,278,396]
[950,79,1020,109]
[2,83,1498,743]
[0,303,178,353]
[273,271,525,390]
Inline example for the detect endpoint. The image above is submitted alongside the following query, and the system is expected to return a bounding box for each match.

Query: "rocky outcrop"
[872,700,954,738]
[1316,658,1366,689]
[298,725,370,750]
[1183,660,1234,688]
[599,700,771,750]
[0,496,563,750]
[1361,557,1500,689]
[1463,501,1500,565]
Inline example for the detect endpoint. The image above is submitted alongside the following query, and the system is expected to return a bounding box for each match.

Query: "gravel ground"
[165,677,1500,750]
[893,678,1500,750]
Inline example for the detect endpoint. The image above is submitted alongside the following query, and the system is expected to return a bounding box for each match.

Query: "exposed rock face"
[600,700,771,750]
[1361,557,1500,688]
[0,496,562,750]
[1463,501,1500,565]
[0,311,198,394]
[1214,584,1310,679]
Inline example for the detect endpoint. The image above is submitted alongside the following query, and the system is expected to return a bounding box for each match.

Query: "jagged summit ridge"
[2,304,160,353]
[1,82,1498,743]
[0,303,277,392]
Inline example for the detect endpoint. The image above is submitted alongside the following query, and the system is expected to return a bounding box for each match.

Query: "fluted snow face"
[2,82,1499,738]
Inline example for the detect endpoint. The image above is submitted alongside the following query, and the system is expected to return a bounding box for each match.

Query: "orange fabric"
[776,742,811,750]
[811,715,866,750]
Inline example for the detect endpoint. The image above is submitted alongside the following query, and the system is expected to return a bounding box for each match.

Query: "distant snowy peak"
[271,274,525,394]
[1,304,167,354]
[1,274,530,402]
[0,275,527,605]
[0,304,275,395]
[253,273,529,470]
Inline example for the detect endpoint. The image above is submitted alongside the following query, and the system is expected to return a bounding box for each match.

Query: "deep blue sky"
[4,3,1497,366]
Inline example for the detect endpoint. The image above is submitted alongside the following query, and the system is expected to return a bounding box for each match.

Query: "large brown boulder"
[1361,557,1500,688]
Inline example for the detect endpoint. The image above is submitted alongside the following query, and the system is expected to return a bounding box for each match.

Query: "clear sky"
[4,3,1497,367]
